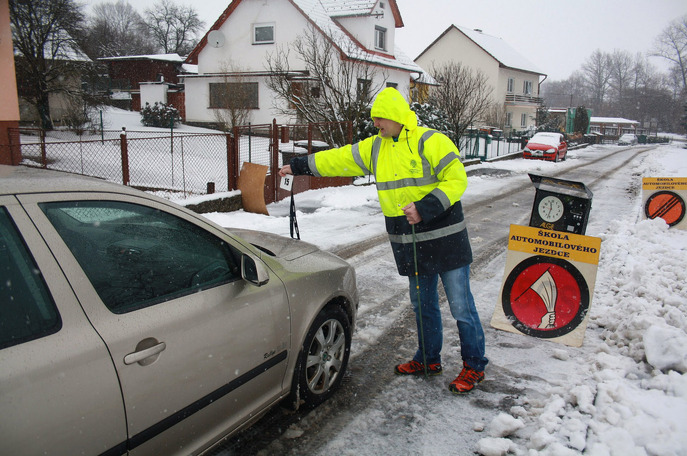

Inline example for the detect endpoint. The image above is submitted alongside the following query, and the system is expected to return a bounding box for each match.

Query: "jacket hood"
[370,88,418,131]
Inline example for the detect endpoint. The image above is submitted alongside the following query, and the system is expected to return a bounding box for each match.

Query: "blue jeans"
[408,265,488,372]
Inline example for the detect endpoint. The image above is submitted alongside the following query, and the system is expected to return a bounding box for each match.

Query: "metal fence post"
[120,127,130,186]
[226,133,233,191]
[271,118,279,202]
[40,129,47,168]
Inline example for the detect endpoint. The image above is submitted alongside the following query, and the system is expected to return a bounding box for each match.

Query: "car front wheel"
[289,305,351,409]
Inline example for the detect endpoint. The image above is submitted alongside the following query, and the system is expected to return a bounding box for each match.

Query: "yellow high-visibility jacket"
[291,88,472,275]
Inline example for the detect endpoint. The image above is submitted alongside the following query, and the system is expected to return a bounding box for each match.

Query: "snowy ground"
[102,108,687,455]
[199,144,687,456]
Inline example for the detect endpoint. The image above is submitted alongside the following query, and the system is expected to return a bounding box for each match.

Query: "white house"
[181,0,428,127]
[414,24,546,134]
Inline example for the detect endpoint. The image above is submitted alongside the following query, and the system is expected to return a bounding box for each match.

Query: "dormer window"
[375,26,387,51]
[253,23,274,44]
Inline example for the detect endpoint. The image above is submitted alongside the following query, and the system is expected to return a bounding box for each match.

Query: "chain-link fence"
[13,128,231,195]
[6,120,354,203]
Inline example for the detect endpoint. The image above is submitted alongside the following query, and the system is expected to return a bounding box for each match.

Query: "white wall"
[140,83,168,107]
[416,27,500,99]
[335,1,396,54]
[184,0,414,126]
[198,0,310,74]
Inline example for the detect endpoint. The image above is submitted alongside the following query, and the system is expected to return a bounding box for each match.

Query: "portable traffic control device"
[528,174,593,235]
[492,174,600,347]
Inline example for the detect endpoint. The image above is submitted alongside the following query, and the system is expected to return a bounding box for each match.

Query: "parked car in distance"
[618,133,638,145]
[0,165,358,456]
[523,132,568,162]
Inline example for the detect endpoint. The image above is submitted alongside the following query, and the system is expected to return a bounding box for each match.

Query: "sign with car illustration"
[642,177,687,230]
[491,225,601,347]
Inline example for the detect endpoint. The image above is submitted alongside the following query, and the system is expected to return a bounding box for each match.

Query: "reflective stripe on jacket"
[305,126,472,276]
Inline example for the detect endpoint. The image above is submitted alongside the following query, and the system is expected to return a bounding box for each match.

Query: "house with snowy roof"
[98,54,195,113]
[181,0,429,127]
[415,24,546,134]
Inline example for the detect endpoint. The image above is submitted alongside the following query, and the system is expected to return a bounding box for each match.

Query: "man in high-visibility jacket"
[279,87,488,394]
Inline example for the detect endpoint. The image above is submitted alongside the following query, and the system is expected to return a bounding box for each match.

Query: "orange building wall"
[0,0,21,164]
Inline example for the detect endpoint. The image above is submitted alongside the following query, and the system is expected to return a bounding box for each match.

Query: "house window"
[209,82,259,109]
[375,26,387,51]
[523,80,532,95]
[507,78,514,93]
[253,23,274,44]
[410,86,419,103]
[289,82,320,108]
[521,113,527,127]
[505,112,512,127]
[357,78,371,101]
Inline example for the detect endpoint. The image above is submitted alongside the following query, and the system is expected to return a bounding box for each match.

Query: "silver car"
[0,165,357,455]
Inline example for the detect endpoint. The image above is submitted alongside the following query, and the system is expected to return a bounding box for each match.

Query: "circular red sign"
[645,191,685,227]
[502,256,589,338]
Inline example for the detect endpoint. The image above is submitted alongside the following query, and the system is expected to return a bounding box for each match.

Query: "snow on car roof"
[528,133,563,147]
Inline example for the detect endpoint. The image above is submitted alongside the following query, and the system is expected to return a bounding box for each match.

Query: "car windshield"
[528,134,561,147]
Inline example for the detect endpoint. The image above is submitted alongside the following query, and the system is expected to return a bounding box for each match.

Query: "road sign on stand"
[491,225,602,347]
[642,177,687,229]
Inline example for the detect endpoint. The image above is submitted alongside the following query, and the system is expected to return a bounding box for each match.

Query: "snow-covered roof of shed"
[99,53,184,62]
[182,64,198,74]
[591,117,639,124]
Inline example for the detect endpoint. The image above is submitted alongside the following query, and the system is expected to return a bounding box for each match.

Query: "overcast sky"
[84,0,687,81]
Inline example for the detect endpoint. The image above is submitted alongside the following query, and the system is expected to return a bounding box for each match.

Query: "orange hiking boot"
[394,360,443,376]
[448,362,484,394]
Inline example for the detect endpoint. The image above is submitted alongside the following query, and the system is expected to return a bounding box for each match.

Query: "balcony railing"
[505,94,543,105]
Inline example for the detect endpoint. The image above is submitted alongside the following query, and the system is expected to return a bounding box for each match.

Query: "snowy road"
[206,144,686,456]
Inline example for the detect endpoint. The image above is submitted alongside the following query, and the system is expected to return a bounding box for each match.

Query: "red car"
[523,132,568,162]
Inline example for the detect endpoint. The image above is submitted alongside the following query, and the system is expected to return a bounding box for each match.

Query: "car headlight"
[524,147,530,152]
[547,148,556,153]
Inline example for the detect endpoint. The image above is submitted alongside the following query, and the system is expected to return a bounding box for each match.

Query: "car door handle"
[124,340,166,366]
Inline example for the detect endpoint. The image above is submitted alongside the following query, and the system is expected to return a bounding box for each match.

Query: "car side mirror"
[241,253,270,286]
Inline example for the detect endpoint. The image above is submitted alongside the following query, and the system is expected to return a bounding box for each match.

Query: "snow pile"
[480,157,687,455]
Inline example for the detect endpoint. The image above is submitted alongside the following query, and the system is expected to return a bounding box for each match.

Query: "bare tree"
[82,0,156,58]
[608,50,635,115]
[582,49,612,114]
[483,103,507,130]
[211,62,254,131]
[427,62,494,144]
[541,71,591,109]
[265,25,386,147]
[10,0,90,130]
[652,14,687,91]
[144,0,204,56]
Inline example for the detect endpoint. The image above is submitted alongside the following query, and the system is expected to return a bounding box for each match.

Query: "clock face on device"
[538,195,564,222]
